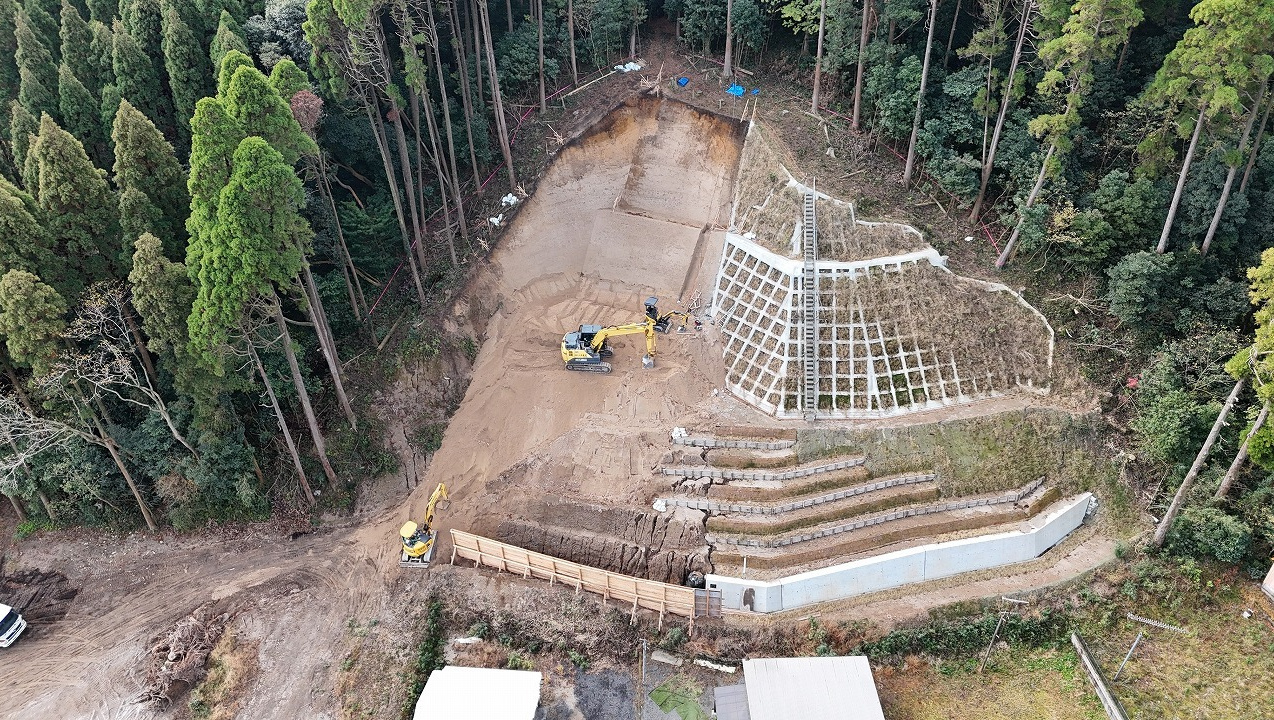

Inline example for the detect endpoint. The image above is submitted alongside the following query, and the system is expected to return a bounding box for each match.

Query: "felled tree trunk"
[1153,378,1244,547]
[247,340,313,504]
[1216,401,1268,500]
[1156,104,1207,254]
[272,300,339,487]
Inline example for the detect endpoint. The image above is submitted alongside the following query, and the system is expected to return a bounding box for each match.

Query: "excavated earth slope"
[424,97,750,582]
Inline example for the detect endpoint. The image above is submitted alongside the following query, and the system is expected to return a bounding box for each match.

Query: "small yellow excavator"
[561,297,698,373]
[399,482,449,568]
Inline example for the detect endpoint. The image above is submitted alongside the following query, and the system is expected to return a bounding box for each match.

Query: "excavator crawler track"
[566,361,613,374]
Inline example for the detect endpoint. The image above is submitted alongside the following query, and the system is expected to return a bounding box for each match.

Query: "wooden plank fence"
[450,530,709,633]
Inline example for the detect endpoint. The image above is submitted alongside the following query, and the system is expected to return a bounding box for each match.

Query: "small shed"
[411,666,542,720]
[726,656,885,720]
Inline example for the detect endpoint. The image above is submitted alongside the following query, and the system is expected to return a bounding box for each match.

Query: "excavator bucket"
[642,354,655,369]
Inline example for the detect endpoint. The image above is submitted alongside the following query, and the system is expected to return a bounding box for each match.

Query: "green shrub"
[659,627,687,652]
[401,600,447,719]
[506,650,534,670]
[1168,506,1253,564]
[15,518,55,538]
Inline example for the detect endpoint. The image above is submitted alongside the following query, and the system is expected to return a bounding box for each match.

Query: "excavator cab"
[400,520,434,557]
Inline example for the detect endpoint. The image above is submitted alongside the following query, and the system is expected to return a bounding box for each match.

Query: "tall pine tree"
[88,19,115,92]
[185,96,243,265]
[15,9,59,121]
[0,2,20,128]
[0,268,66,377]
[160,0,210,144]
[268,58,310,102]
[30,113,122,291]
[57,63,109,167]
[216,48,254,96]
[129,231,213,402]
[113,99,188,256]
[87,0,118,22]
[120,0,162,63]
[223,62,316,165]
[112,19,171,135]
[22,0,60,63]
[209,9,249,73]
[8,100,38,188]
[187,136,338,486]
[60,1,102,96]
[0,176,55,283]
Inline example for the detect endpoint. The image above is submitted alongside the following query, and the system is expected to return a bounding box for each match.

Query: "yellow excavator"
[560,297,699,373]
[399,482,449,568]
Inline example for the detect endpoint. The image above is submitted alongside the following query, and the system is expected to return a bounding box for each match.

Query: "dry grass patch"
[876,650,1104,720]
[187,628,259,720]
[1088,585,1274,720]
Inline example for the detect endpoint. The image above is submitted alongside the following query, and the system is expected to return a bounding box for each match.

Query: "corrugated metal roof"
[715,683,752,720]
[412,666,542,720]
[741,656,885,720]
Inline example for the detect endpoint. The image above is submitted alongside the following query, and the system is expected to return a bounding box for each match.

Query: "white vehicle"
[0,603,27,647]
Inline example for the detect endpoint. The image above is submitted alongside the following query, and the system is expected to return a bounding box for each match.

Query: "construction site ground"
[0,69,1134,718]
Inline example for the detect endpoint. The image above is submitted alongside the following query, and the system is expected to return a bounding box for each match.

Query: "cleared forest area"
[0,0,1272,718]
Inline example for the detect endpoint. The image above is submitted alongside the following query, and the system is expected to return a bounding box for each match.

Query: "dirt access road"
[0,96,754,719]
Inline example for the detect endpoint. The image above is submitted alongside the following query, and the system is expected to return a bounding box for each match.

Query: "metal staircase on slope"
[802,186,818,420]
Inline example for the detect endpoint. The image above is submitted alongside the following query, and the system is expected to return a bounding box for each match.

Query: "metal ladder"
[802,186,818,420]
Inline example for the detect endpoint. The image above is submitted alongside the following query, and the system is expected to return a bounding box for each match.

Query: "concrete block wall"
[705,493,1093,613]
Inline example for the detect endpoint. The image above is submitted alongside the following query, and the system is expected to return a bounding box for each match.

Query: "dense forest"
[0,0,1270,573]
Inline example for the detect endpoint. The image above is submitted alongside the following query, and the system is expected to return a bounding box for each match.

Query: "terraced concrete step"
[708,477,1047,549]
[672,436,796,450]
[658,473,936,514]
[660,457,865,482]
[706,483,940,537]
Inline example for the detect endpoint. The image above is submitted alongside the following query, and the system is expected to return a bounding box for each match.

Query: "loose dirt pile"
[496,501,709,584]
[0,564,77,634]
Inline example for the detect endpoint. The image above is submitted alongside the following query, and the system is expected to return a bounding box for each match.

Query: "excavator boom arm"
[589,319,657,357]
[422,482,449,525]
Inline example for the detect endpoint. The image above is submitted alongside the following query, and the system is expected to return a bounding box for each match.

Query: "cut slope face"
[494,98,745,295]
[713,125,1054,419]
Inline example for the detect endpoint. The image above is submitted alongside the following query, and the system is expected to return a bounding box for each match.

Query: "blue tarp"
[726,84,745,97]
[677,76,690,86]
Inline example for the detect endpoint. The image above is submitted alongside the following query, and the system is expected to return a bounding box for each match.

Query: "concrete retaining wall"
[662,473,937,515]
[661,458,864,481]
[705,493,1093,613]
[673,436,796,450]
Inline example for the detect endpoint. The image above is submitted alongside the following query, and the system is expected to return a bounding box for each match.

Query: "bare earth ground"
[1,75,1124,718]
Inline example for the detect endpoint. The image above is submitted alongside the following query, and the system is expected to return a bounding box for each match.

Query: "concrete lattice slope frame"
[712,125,1054,419]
